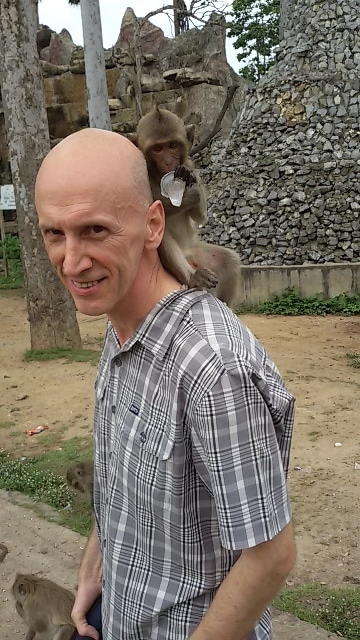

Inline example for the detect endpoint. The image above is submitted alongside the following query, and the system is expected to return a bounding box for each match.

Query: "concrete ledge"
[236,263,360,306]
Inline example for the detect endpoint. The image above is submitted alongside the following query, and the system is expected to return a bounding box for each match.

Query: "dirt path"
[0,292,359,592]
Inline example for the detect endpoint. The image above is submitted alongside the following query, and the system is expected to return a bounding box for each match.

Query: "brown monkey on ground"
[130,107,241,307]
[12,573,75,640]
[66,459,94,504]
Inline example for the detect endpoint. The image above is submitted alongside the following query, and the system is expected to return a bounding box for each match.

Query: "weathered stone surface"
[200,0,360,266]
[40,29,76,66]
[115,7,166,55]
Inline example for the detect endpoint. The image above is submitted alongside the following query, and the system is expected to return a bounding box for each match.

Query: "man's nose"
[62,238,92,276]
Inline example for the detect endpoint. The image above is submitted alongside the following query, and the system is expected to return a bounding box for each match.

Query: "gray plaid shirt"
[93,289,294,640]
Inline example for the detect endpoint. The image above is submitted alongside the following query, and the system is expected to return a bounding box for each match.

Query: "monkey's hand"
[174,165,197,187]
[189,268,218,291]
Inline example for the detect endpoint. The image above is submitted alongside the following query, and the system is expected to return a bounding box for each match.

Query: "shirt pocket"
[119,410,175,460]
[114,410,176,513]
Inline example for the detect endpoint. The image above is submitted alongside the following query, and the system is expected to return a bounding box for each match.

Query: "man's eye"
[91,226,105,234]
[45,229,63,236]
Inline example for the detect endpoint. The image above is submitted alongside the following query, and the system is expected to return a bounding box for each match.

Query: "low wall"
[236,263,360,306]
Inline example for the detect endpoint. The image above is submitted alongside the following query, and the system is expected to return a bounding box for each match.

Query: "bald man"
[35,129,296,640]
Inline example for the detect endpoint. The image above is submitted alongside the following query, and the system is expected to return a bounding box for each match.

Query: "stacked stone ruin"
[201,0,360,265]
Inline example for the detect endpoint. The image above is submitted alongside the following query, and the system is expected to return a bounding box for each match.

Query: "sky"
[37,0,239,72]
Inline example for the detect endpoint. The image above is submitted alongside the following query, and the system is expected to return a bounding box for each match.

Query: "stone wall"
[200,0,360,266]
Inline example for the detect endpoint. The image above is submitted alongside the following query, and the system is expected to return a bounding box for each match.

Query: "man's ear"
[145,200,165,250]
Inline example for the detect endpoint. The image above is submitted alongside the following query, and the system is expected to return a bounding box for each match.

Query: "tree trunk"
[279,0,293,40]
[80,0,111,129]
[0,0,81,350]
[174,0,181,37]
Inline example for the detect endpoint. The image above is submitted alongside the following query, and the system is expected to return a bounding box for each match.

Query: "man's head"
[35,128,165,320]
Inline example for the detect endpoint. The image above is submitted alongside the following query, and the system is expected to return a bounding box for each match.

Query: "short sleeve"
[191,363,293,550]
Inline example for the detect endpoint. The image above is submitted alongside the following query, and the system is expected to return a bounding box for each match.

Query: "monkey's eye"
[152,144,163,153]
[169,141,179,149]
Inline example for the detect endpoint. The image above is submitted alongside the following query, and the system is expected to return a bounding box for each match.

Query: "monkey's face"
[148,141,182,176]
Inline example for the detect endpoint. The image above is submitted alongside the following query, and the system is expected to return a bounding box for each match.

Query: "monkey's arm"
[159,228,217,290]
[189,523,296,640]
[159,228,194,285]
[174,167,207,225]
[72,525,102,640]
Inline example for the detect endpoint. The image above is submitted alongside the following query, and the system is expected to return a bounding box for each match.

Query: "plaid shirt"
[93,289,294,640]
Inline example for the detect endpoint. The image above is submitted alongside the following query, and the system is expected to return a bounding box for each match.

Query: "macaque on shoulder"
[130,107,241,308]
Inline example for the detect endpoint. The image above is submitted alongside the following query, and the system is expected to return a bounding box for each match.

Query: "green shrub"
[274,583,360,639]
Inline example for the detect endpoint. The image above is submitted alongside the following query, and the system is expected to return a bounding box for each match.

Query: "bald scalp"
[35,128,153,208]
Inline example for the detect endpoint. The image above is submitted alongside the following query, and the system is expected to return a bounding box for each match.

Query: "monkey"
[12,573,75,640]
[186,242,241,310]
[130,107,241,308]
[129,106,218,293]
[66,459,94,504]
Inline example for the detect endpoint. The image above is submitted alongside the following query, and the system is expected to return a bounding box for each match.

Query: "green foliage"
[274,584,360,640]
[0,438,93,536]
[346,352,360,368]
[238,288,360,316]
[0,452,72,509]
[228,0,280,81]
[24,346,101,366]
[0,234,23,289]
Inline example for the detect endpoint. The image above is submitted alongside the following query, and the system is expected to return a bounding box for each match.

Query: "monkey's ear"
[185,124,195,149]
[128,133,139,147]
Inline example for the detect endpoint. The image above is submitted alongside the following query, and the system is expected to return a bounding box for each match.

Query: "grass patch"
[274,583,360,639]
[236,289,360,316]
[347,352,360,369]
[0,235,24,289]
[0,437,93,536]
[0,270,24,289]
[24,347,101,366]
[0,420,16,429]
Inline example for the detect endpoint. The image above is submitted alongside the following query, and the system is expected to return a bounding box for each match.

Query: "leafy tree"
[228,0,279,81]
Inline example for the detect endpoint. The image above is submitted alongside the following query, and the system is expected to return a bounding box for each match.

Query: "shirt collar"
[108,289,208,360]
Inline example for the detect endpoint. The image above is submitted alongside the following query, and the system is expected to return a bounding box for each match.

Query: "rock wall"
[0,11,243,188]
[200,0,360,265]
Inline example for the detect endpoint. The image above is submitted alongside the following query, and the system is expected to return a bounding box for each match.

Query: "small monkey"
[12,573,75,640]
[66,459,94,503]
[130,107,241,307]
[130,106,218,292]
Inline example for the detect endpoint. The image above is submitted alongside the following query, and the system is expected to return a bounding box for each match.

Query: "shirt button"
[111,405,116,414]
[114,357,122,366]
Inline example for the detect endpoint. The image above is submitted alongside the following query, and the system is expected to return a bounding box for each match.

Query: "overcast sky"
[38,0,239,71]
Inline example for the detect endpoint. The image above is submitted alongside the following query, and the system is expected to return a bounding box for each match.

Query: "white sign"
[0,185,16,210]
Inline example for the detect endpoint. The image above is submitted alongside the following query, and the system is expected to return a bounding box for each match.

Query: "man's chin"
[73,298,108,318]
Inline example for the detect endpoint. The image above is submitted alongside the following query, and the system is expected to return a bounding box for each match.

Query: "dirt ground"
[0,291,359,592]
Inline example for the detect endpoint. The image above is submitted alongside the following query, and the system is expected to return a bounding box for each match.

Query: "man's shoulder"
[169,291,262,371]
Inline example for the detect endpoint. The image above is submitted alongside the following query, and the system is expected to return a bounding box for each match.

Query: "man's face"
[37,183,149,318]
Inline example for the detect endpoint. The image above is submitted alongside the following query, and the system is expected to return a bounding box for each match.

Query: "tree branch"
[190,84,239,156]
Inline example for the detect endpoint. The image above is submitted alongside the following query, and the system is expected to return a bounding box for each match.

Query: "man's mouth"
[73,279,102,289]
